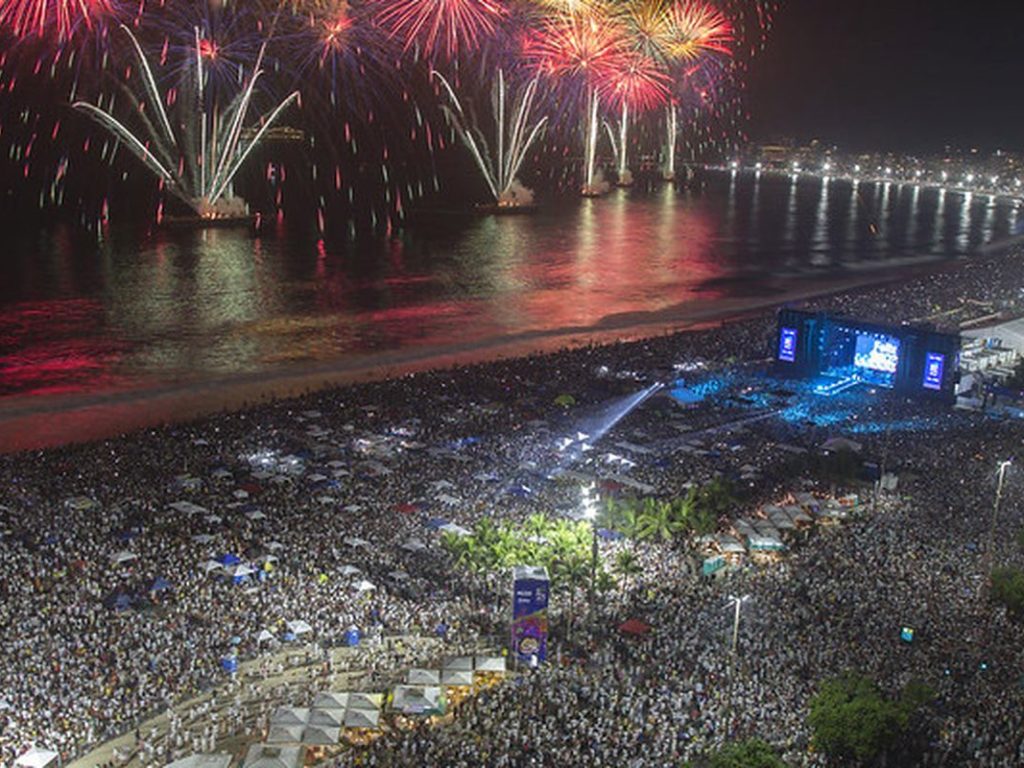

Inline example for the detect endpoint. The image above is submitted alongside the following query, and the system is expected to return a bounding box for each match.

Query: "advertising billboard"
[510,565,549,665]
[778,327,798,362]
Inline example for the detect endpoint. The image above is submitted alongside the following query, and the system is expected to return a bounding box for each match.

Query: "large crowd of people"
[2,248,1024,767]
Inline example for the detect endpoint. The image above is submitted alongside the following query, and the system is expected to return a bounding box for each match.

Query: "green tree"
[637,498,685,542]
[705,738,787,768]
[991,566,1024,616]
[614,549,643,579]
[808,672,928,765]
[1016,528,1024,553]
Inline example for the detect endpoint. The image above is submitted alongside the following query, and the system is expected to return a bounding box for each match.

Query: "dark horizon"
[747,0,1024,154]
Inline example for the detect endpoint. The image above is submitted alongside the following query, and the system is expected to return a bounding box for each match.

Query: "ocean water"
[0,171,1018,405]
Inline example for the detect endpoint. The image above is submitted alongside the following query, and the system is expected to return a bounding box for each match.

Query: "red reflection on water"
[0,299,126,397]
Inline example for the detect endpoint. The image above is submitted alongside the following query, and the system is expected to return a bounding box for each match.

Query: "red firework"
[376,0,507,61]
[598,52,671,112]
[668,0,734,61]
[524,9,628,84]
[0,0,113,41]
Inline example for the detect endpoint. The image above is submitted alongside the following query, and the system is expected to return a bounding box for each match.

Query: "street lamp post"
[984,460,1012,584]
[724,594,750,738]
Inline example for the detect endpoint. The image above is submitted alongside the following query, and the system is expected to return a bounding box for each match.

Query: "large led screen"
[853,333,900,374]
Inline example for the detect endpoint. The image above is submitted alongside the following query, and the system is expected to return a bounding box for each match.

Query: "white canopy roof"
[474,656,506,673]
[338,565,361,577]
[110,550,137,564]
[342,708,380,729]
[344,537,370,548]
[308,708,344,727]
[438,523,471,537]
[346,692,383,711]
[387,570,410,582]
[391,685,442,715]
[441,669,473,687]
[406,668,440,685]
[169,501,210,516]
[200,560,222,573]
[15,748,59,768]
[443,656,473,671]
[301,726,340,745]
[270,707,309,726]
[400,538,427,552]
[165,754,231,768]
[312,692,348,710]
[286,620,313,635]
[265,725,303,744]
[243,745,302,768]
[256,629,276,644]
[354,579,376,592]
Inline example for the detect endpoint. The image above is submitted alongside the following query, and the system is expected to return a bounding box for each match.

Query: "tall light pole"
[727,594,750,654]
[724,594,750,738]
[984,460,1012,584]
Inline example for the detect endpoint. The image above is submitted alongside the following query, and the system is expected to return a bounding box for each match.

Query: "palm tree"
[554,554,590,637]
[614,549,643,580]
[524,513,550,542]
[637,499,686,543]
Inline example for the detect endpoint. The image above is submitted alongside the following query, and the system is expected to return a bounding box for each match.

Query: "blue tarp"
[596,528,624,541]
[425,518,449,530]
[221,656,238,673]
[344,627,361,647]
[148,577,172,592]
[218,553,241,566]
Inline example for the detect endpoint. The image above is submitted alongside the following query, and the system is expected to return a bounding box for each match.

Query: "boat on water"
[159,197,254,229]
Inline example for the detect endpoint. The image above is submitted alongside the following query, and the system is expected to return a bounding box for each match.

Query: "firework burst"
[0,0,114,41]
[376,0,508,61]
[667,0,733,61]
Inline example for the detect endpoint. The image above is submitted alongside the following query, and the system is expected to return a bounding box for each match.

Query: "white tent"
[265,540,285,550]
[15,747,59,768]
[169,501,210,516]
[301,726,340,745]
[203,514,222,525]
[441,669,473,687]
[246,510,267,521]
[338,565,361,577]
[286,620,313,636]
[230,564,256,579]
[165,754,231,768]
[110,550,137,564]
[391,685,443,716]
[438,523,471,537]
[344,536,370,548]
[256,629,276,644]
[308,708,344,727]
[233,490,250,500]
[400,538,427,552]
[243,745,302,768]
[346,693,383,711]
[270,707,309,726]
[354,580,376,592]
[437,494,462,507]
[192,534,216,544]
[312,692,349,710]
[200,560,223,573]
[386,570,409,582]
[342,708,380,729]
[266,725,304,744]
[474,656,506,674]
[406,668,440,685]
[442,656,473,671]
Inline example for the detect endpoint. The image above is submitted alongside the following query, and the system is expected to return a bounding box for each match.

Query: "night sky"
[747,0,1024,153]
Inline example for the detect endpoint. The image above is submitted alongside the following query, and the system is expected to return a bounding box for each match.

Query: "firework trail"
[72,24,298,218]
[434,67,547,204]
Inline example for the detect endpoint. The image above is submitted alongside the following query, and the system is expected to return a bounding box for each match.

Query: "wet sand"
[0,264,957,454]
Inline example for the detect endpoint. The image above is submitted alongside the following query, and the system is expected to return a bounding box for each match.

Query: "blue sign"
[510,567,549,664]
[923,352,945,390]
[778,327,798,362]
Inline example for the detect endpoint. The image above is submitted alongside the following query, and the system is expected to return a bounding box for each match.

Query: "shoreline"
[0,260,969,454]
